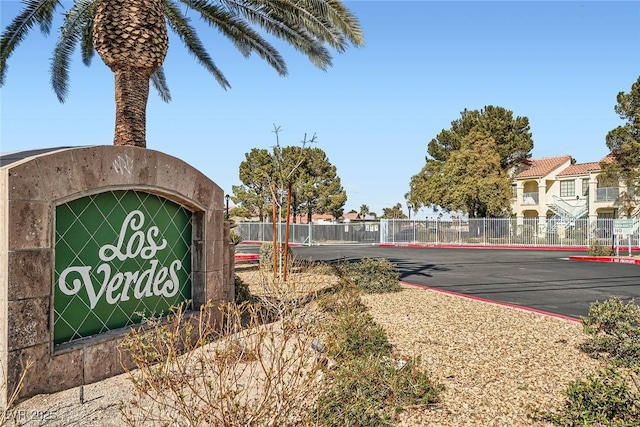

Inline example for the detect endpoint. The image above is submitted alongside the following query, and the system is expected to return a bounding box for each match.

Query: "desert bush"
[234,274,252,304]
[544,297,640,425]
[246,259,335,321]
[316,286,367,315]
[323,308,392,361]
[120,301,325,426]
[311,282,440,426]
[544,367,640,426]
[120,261,439,427]
[335,258,401,294]
[313,354,441,426]
[314,283,391,360]
[580,297,640,366]
[259,242,294,272]
[588,243,614,256]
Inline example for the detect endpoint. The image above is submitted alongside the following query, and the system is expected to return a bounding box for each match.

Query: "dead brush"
[0,358,33,427]
[249,257,339,320]
[119,294,327,426]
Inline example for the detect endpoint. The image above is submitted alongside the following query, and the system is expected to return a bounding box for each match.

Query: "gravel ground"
[361,285,602,426]
[4,270,602,426]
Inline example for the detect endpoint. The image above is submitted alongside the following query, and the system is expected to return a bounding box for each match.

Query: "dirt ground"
[3,267,602,426]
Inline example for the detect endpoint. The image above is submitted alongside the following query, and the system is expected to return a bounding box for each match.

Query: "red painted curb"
[569,255,640,265]
[380,243,640,253]
[380,243,591,251]
[234,254,259,263]
[401,281,581,323]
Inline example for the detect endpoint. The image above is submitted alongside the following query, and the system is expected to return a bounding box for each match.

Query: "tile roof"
[557,162,604,176]
[516,155,572,178]
[600,154,616,164]
[556,155,617,176]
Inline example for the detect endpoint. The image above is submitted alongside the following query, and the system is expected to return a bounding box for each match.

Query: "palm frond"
[50,0,94,102]
[221,0,350,69]
[79,2,96,67]
[245,0,347,50]
[0,0,62,85]
[165,0,232,89]
[180,0,288,76]
[306,0,364,46]
[151,67,171,102]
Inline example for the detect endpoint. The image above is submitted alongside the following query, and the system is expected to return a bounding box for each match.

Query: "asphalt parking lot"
[286,245,640,319]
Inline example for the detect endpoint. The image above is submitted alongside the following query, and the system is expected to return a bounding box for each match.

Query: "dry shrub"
[1,358,33,427]
[242,258,339,320]
[588,242,614,256]
[119,301,325,427]
[119,261,440,427]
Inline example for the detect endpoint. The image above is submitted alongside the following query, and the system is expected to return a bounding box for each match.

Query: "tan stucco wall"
[0,146,233,406]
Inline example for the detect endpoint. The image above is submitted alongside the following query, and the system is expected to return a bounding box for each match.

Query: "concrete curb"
[401,281,582,323]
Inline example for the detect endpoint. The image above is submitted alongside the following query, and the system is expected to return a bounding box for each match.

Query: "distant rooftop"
[557,161,602,176]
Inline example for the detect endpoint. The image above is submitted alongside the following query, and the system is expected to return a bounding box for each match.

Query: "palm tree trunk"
[113,67,151,147]
[93,0,168,148]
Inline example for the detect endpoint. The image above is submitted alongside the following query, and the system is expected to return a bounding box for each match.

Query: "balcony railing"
[522,192,539,205]
[596,187,619,202]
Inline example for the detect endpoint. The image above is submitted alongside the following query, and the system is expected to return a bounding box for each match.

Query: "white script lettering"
[58,210,184,309]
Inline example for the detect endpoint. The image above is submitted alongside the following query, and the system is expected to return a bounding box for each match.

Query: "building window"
[560,180,575,197]
[512,184,517,199]
[582,178,589,196]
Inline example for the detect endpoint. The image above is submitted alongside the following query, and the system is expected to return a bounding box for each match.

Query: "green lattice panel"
[54,191,192,345]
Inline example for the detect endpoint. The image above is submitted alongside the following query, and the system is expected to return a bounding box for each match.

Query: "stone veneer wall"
[0,146,234,406]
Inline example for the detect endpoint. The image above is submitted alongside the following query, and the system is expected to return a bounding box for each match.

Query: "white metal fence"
[234,218,640,249]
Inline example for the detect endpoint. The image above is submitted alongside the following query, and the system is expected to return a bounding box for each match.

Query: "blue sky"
[1,1,639,218]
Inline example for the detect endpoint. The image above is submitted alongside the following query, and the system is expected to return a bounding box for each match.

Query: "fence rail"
[234,218,640,249]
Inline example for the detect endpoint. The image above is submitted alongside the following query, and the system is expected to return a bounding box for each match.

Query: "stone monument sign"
[0,146,234,406]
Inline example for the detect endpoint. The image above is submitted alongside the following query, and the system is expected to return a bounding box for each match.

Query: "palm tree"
[359,204,369,219]
[0,0,364,147]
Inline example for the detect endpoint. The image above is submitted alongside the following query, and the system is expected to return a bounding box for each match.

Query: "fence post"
[483,218,486,246]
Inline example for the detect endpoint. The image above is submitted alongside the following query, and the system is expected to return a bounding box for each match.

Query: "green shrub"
[335,258,401,294]
[320,303,392,361]
[316,286,367,315]
[229,229,244,245]
[545,297,640,425]
[544,368,640,426]
[580,297,640,366]
[313,355,440,426]
[234,274,252,304]
[589,243,614,256]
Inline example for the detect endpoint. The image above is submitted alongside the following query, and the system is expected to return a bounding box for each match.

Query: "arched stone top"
[3,145,222,212]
